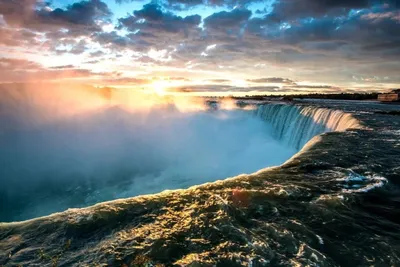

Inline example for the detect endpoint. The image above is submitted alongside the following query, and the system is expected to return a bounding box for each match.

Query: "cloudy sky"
[0,0,399,95]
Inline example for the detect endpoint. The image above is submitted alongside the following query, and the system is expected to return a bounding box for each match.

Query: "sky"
[0,0,399,95]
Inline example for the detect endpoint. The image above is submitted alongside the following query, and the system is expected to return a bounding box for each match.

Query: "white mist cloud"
[0,84,296,220]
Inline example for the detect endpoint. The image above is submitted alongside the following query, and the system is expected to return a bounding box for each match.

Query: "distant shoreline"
[232,93,380,101]
[203,93,400,106]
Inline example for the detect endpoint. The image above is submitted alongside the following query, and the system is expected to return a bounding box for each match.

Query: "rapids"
[0,103,360,222]
[1,99,400,267]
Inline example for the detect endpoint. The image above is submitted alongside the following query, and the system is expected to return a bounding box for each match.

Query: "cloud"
[0,58,103,82]
[245,5,400,68]
[282,84,342,93]
[267,0,370,21]
[0,0,399,91]
[290,84,338,89]
[36,0,112,27]
[247,77,296,84]
[90,50,106,57]
[93,31,133,48]
[173,84,280,93]
[115,3,201,50]
[119,3,201,34]
[48,65,76,69]
[115,0,263,9]
[0,0,112,34]
[0,58,42,70]
[204,8,251,31]
[361,10,400,23]
[0,27,40,46]
[0,0,40,26]
[205,79,231,83]
[100,77,150,85]
[53,39,90,55]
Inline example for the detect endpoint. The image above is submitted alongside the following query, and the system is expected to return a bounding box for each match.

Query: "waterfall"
[256,104,361,150]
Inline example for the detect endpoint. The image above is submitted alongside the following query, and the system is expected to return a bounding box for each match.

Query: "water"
[0,102,360,222]
[0,106,296,222]
[1,99,400,266]
[256,104,361,149]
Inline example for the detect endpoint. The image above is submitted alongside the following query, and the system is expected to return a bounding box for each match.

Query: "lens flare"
[151,80,169,96]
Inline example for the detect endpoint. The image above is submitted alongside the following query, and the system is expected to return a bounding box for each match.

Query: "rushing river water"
[1,99,400,267]
[0,106,298,222]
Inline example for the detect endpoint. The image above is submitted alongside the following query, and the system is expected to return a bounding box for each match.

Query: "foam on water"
[339,172,388,193]
[2,100,400,267]
[0,101,365,222]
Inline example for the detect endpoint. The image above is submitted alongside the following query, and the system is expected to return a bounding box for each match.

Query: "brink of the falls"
[0,102,360,222]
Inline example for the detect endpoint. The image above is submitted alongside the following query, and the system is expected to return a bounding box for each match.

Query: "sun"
[151,80,169,96]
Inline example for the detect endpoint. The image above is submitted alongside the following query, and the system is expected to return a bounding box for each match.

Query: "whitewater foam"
[337,171,388,193]
[256,104,361,149]
[2,100,399,267]
[0,102,365,222]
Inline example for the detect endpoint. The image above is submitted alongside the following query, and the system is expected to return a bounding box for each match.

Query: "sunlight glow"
[151,80,169,96]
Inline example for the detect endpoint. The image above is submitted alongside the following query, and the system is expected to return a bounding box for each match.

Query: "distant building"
[378,89,400,102]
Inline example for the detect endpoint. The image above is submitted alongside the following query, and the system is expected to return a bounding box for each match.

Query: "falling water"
[1,101,399,267]
[256,104,361,149]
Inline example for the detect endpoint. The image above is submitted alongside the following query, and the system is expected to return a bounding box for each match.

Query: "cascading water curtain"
[256,104,361,150]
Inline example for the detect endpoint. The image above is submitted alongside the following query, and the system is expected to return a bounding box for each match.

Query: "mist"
[0,84,296,221]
